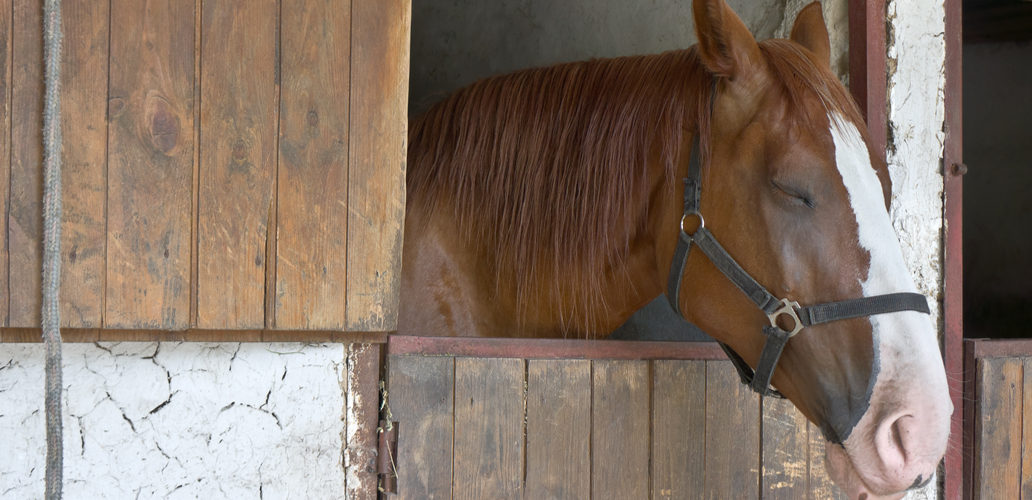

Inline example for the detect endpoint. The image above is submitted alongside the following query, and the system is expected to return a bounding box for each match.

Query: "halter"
[666,109,930,398]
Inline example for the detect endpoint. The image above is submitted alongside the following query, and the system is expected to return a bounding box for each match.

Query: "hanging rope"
[41,0,64,498]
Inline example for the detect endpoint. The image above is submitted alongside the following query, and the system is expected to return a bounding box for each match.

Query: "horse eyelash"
[772,180,816,209]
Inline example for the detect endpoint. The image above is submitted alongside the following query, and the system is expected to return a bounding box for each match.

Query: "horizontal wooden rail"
[0,328,389,344]
[388,335,728,360]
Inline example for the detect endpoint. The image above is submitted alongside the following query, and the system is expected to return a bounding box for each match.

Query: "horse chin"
[824,442,907,500]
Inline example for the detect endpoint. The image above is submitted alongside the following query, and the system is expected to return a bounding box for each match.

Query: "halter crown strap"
[666,123,931,398]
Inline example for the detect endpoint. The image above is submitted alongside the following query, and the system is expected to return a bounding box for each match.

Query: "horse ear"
[692,0,763,79]
[790,2,831,67]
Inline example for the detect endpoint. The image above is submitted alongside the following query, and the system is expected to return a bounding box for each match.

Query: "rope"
[41,0,64,498]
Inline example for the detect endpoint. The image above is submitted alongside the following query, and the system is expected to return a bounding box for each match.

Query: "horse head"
[671,1,952,497]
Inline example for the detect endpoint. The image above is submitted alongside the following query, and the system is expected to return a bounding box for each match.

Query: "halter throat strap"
[666,133,931,397]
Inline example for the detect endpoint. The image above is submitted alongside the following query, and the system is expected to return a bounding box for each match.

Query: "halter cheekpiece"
[666,86,930,398]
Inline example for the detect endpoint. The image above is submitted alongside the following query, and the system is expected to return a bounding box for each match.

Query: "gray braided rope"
[41,0,63,498]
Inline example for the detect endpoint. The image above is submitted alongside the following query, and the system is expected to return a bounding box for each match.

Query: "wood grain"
[345,0,409,331]
[761,396,809,499]
[704,360,759,498]
[59,0,108,327]
[453,357,524,500]
[525,359,590,500]
[275,0,350,329]
[8,0,42,327]
[592,359,649,500]
[1023,358,1032,500]
[651,360,705,500]
[387,354,453,500]
[0,0,11,328]
[345,343,381,500]
[975,357,1022,498]
[197,0,277,328]
[106,0,194,329]
[807,421,847,500]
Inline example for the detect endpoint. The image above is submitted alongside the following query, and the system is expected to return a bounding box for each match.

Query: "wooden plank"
[344,343,381,500]
[0,0,10,328]
[274,0,350,329]
[387,354,453,500]
[761,396,809,499]
[651,360,705,500]
[8,0,42,327]
[58,0,107,327]
[453,357,524,500]
[592,359,649,500]
[974,357,1022,498]
[388,335,729,360]
[704,360,759,498]
[1022,358,1032,500]
[525,359,590,500]
[196,0,277,328]
[345,0,409,331]
[807,421,847,499]
[106,0,194,329]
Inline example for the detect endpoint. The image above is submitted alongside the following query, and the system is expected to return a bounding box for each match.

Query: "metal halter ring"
[767,298,804,337]
[680,211,705,237]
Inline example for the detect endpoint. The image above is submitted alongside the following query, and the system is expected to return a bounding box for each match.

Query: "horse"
[398,1,951,497]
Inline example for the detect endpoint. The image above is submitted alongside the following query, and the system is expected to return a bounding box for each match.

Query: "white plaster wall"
[886,0,947,498]
[0,343,360,499]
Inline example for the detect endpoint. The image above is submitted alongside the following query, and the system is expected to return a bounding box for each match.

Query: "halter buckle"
[767,298,804,337]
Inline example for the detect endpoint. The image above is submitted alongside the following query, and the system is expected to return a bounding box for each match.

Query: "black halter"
[666,131,930,398]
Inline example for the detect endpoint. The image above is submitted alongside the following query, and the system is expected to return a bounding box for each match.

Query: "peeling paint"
[0,343,349,499]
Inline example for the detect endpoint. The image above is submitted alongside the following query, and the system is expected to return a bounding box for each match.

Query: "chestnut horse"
[399,1,951,497]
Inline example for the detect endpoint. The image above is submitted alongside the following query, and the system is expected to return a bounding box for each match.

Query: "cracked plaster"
[0,343,349,499]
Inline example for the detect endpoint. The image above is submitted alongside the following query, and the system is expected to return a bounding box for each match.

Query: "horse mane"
[407,40,861,335]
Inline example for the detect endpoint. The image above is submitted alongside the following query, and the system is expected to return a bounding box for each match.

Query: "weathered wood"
[8,0,42,327]
[1023,358,1032,500]
[345,343,381,500]
[704,360,759,498]
[345,0,409,331]
[59,0,108,327]
[453,357,524,500]
[197,0,277,328]
[388,335,729,360]
[592,359,649,500]
[651,360,705,500]
[275,0,350,329]
[387,354,453,500]
[807,421,847,499]
[975,357,1022,498]
[761,396,809,498]
[106,0,194,329]
[525,359,590,500]
[0,0,11,328]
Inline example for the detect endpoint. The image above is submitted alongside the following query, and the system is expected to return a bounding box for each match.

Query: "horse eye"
[772,181,816,209]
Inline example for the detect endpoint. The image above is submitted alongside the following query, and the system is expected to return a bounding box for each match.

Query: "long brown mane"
[407,40,861,334]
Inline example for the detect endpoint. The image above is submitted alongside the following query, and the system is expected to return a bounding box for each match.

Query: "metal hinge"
[377,420,399,494]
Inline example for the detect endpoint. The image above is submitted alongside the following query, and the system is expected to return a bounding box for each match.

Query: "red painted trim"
[943,0,964,497]
[963,340,978,500]
[848,0,887,156]
[386,335,729,361]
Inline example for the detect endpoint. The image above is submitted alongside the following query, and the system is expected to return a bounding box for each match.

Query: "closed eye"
[772,181,816,209]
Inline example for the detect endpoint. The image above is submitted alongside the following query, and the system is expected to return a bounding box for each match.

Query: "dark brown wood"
[965,339,979,500]
[1023,358,1032,499]
[704,360,759,497]
[197,0,277,328]
[387,335,728,360]
[807,421,847,499]
[8,0,42,327]
[974,357,1022,498]
[345,343,381,500]
[964,2,1032,43]
[106,0,194,329]
[525,359,590,500]
[848,0,887,156]
[58,0,107,327]
[275,0,350,329]
[345,0,409,331]
[387,354,453,500]
[651,360,705,500]
[0,327,387,343]
[0,0,11,329]
[592,359,649,500]
[943,0,964,497]
[453,357,524,500]
[761,396,809,498]
[969,339,1032,359]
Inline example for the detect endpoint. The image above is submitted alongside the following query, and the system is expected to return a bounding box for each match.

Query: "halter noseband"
[666,126,930,398]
